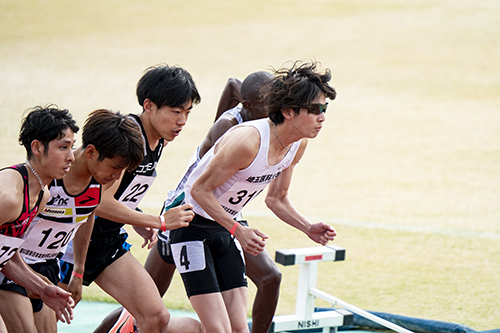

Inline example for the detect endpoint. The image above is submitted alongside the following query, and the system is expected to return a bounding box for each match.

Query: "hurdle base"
[268,308,353,332]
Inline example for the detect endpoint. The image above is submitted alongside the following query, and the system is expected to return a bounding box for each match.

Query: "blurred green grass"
[1,0,499,330]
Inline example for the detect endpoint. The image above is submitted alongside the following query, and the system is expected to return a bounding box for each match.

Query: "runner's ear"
[143,99,157,114]
[85,144,97,159]
[282,108,293,119]
[31,140,42,156]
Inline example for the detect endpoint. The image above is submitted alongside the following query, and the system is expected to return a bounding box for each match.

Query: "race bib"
[118,175,155,209]
[20,220,81,262]
[217,184,265,218]
[171,241,206,273]
[0,234,25,269]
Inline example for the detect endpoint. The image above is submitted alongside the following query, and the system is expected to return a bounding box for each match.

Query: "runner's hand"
[234,226,267,256]
[163,203,194,230]
[133,225,158,249]
[307,222,336,245]
[40,285,75,324]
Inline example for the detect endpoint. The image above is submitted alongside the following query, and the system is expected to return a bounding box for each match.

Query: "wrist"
[302,220,313,234]
[159,215,166,232]
[229,222,239,236]
[72,271,84,279]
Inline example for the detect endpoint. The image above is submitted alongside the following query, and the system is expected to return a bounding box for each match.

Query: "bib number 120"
[38,227,74,250]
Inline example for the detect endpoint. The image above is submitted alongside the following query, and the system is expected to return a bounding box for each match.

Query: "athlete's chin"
[57,169,71,180]
[98,178,116,186]
[308,131,320,139]
[163,132,180,142]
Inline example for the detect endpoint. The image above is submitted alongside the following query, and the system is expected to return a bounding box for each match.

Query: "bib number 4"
[171,241,206,273]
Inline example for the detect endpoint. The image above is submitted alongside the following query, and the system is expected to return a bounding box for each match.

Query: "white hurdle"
[269,245,414,333]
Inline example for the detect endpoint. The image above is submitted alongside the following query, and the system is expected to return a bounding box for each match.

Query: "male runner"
[155,71,284,333]
[60,64,202,333]
[0,105,78,332]
[169,61,337,333]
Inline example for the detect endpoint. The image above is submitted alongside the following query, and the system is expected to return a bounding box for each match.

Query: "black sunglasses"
[302,103,328,115]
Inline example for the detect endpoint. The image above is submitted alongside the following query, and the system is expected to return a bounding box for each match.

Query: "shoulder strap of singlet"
[128,113,165,159]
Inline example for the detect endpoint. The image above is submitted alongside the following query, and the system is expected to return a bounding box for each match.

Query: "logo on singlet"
[245,172,281,184]
[42,208,66,215]
[135,162,157,174]
[77,196,96,205]
[47,194,69,206]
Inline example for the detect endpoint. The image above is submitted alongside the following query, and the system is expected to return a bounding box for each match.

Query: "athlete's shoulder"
[229,118,268,140]
[223,122,261,143]
[0,167,25,194]
[0,169,25,225]
[208,116,239,141]
[290,138,308,165]
[214,125,261,163]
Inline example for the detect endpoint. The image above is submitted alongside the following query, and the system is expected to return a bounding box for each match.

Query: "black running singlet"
[91,114,164,236]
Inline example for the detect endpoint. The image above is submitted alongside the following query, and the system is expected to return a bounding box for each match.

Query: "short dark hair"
[136,64,201,109]
[241,71,274,102]
[19,105,79,159]
[82,109,144,171]
[266,61,336,124]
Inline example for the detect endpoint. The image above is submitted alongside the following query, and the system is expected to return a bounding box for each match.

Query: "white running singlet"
[184,118,300,220]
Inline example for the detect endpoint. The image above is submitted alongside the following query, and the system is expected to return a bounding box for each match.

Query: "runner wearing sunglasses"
[167,60,338,333]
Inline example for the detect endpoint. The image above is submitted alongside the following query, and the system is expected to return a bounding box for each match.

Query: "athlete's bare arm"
[2,252,75,323]
[214,78,243,122]
[67,212,95,304]
[190,126,268,256]
[265,139,336,245]
[198,116,239,159]
[94,171,194,235]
